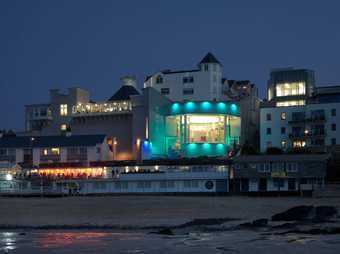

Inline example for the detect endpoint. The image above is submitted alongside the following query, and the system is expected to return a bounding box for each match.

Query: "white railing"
[72,101,132,116]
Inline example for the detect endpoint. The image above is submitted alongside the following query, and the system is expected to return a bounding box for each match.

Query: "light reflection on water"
[0,230,340,254]
[0,232,17,252]
[38,231,145,249]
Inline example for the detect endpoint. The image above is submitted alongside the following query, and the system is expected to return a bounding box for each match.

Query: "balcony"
[305,116,326,123]
[40,155,60,163]
[0,155,16,163]
[72,101,132,117]
[289,133,308,139]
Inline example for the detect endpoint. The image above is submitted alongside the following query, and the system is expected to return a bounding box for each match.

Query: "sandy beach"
[0,196,339,228]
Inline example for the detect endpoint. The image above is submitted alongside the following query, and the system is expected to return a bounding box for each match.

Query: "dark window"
[258,178,267,191]
[311,110,325,121]
[331,108,336,116]
[288,178,296,191]
[161,88,170,95]
[156,75,163,84]
[182,77,188,83]
[332,123,336,131]
[332,138,337,145]
[292,112,305,122]
[281,127,286,134]
[188,76,194,83]
[266,128,271,135]
[183,88,194,95]
[311,139,325,146]
[204,64,208,71]
[266,113,271,121]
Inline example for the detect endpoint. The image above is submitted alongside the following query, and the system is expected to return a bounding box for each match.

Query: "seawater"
[1,230,340,254]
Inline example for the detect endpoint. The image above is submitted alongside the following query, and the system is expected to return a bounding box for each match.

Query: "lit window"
[51,148,60,155]
[281,140,287,149]
[60,104,68,116]
[43,149,48,156]
[186,115,225,143]
[293,140,306,148]
[276,82,306,97]
[281,112,286,120]
[276,100,305,107]
[60,124,67,131]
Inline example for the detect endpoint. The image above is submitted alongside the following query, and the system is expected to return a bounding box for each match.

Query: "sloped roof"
[0,135,106,148]
[107,85,140,102]
[199,52,221,65]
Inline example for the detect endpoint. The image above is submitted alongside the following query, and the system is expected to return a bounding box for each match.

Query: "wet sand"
[0,196,339,228]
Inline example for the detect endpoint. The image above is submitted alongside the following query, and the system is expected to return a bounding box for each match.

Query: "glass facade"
[276,82,306,97]
[159,102,241,158]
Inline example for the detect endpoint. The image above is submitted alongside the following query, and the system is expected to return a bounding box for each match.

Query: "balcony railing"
[72,101,132,116]
[40,155,60,163]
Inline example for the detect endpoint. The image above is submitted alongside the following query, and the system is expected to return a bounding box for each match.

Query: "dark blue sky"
[1,0,340,131]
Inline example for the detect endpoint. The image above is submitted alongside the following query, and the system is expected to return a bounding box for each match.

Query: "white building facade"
[144,53,224,101]
[260,68,340,152]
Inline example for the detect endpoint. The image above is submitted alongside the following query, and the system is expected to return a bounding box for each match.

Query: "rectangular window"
[276,100,305,107]
[60,124,67,131]
[332,123,336,131]
[183,88,194,95]
[281,112,286,120]
[311,110,325,121]
[204,64,209,71]
[266,128,271,135]
[160,88,170,95]
[281,140,287,149]
[281,127,286,134]
[332,138,337,145]
[293,140,306,148]
[183,77,188,83]
[292,112,306,121]
[331,108,336,116]
[276,82,306,97]
[186,115,225,143]
[60,104,68,116]
[51,148,60,155]
[266,141,272,148]
[266,113,271,121]
[156,76,163,84]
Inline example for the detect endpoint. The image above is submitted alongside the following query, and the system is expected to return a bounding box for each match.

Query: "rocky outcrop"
[271,206,338,222]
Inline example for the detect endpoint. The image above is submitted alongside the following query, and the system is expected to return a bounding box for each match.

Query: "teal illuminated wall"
[170,101,239,116]
[160,101,241,158]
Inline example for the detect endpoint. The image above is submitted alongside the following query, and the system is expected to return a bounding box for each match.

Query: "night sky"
[1,0,340,131]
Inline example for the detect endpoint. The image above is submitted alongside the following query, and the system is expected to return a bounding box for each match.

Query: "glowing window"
[293,140,306,148]
[276,100,305,107]
[281,112,286,120]
[186,115,225,143]
[51,148,60,155]
[60,124,67,131]
[60,104,68,116]
[276,82,306,97]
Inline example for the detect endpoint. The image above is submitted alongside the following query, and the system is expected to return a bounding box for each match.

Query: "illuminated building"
[0,135,111,166]
[261,68,340,152]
